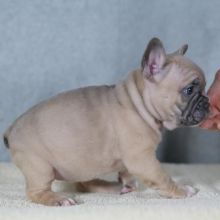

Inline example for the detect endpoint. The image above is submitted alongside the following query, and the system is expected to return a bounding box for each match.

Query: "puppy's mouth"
[180,92,209,126]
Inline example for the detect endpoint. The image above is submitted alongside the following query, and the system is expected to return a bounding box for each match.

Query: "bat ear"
[141,38,166,80]
[170,44,188,56]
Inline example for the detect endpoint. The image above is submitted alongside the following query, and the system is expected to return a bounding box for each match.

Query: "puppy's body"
[4,38,209,206]
[7,71,159,181]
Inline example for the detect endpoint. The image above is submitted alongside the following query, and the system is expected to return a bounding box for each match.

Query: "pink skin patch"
[55,198,77,206]
[150,61,159,75]
[183,185,198,197]
[120,185,136,194]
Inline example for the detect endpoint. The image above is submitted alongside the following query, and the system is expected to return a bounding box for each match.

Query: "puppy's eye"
[183,86,194,96]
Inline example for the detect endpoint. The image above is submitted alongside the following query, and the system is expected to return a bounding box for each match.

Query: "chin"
[180,120,203,127]
[162,120,179,130]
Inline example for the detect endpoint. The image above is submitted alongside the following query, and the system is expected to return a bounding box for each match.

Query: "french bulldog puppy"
[3,38,209,206]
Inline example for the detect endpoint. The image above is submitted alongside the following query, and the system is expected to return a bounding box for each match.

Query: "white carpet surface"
[0,163,220,220]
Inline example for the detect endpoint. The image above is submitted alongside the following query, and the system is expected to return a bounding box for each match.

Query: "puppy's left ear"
[141,38,166,80]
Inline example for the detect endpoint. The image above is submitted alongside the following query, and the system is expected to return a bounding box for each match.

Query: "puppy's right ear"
[141,38,166,80]
[170,44,188,56]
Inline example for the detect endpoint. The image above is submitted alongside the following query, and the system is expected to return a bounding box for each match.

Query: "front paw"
[180,185,198,197]
[171,184,198,198]
[159,184,198,198]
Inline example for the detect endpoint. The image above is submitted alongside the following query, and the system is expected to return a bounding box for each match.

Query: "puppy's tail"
[3,128,11,149]
[3,135,9,148]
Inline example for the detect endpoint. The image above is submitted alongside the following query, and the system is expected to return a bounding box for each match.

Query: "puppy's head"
[141,38,209,130]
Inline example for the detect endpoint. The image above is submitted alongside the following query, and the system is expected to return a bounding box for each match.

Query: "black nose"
[201,96,210,111]
[193,96,210,122]
[181,94,210,126]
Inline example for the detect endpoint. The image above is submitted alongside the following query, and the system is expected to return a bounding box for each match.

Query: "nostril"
[202,96,209,104]
[203,102,209,109]
[198,102,203,107]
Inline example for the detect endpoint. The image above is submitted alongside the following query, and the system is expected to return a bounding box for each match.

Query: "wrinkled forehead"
[164,55,206,89]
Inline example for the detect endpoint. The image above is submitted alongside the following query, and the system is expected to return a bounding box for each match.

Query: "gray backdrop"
[1,0,220,162]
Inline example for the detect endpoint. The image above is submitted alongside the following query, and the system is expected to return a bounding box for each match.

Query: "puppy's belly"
[53,158,124,182]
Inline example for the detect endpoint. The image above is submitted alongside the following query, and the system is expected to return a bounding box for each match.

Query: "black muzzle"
[181,93,209,126]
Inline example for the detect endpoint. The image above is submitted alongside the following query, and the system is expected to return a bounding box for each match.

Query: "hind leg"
[76,170,137,194]
[12,152,77,206]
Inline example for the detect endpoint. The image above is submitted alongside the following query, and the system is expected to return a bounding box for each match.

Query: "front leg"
[118,170,138,194]
[123,149,197,198]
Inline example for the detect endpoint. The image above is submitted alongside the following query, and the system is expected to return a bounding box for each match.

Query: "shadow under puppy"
[4,38,209,206]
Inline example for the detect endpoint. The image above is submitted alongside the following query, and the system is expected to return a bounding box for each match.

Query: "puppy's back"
[4,85,116,152]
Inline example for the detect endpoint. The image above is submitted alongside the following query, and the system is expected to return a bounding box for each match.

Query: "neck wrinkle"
[123,71,162,136]
[142,82,164,122]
